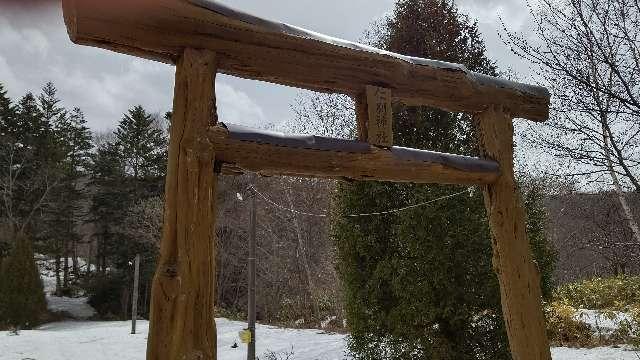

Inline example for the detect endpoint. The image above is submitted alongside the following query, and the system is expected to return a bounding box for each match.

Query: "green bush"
[0,235,47,330]
[615,307,640,348]
[554,276,640,311]
[547,276,640,348]
[85,272,127,320]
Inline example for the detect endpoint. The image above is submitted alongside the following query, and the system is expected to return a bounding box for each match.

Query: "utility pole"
[131,254,140,334]
[247,193,257,360]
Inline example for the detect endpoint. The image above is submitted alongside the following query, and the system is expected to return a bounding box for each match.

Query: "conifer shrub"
[0,235,47,330]
[334,183,512,359]
[331,0,556,358]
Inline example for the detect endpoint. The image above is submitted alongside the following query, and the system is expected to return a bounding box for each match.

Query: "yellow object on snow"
[239,329,252,344]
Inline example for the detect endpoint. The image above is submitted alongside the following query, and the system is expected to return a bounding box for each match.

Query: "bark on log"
[354,93,369,142]
[207,126,500,185]
[60,0,550,121]
[474,107,551,360]
[147,48,218,360]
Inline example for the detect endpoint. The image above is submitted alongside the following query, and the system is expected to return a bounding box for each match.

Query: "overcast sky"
[0,0,537,133]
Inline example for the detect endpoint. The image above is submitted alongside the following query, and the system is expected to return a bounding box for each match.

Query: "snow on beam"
[209,124,500,185]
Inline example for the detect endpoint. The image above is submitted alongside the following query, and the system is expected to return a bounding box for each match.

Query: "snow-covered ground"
[0,319,347,360]
[2,257,633,359]
[46,296,96,319]
[577,309,632,334]
[553,346,640,360]
[38,256,97,319]
[1,319,639,360]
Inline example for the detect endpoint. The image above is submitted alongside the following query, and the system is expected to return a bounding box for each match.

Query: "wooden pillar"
[474,106,551,360]
[147,48,218,360]
[131,253,140,334]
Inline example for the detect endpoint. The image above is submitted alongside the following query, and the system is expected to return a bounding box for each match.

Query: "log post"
[474,106,551,360]
[131,253,140,334]
[147,48,218,360]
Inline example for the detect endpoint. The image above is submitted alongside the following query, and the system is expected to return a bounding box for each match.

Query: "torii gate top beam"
[62,0,550,121]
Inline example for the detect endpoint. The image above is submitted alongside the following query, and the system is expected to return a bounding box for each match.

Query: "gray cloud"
[0,0,536,133]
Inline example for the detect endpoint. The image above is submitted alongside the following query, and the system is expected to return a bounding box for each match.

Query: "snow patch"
[576,309,632,334]
[1,318,639,359]
[0,319,348,360]
[36,256,97,319]
[46,295,96,319]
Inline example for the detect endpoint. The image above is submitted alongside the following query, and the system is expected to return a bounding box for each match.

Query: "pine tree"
[89,141,127,275]
[0,83,16,136]
[0,84,52,329]
[114,105,167,181]
[38,82,63,125]
[333,1,522,359]
[0,84,46,329]
[40,99,93,295]
[17,92,49,154]
[3,92,53,235]
[87,105,166,319]
[0,82,16,258]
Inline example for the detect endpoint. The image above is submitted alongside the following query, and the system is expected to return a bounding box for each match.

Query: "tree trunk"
[132,254,140,334]
[55,250,62,296]
[474,107,551,360]
[146,48,219,360]
[72,236,79,278]
[86,241,92,276]
[121,286,130,321]
[286,185,318,319]
[63,241,69,292]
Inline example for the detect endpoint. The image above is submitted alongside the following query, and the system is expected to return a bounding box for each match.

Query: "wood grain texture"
[207,127,500,185]
[354,93,369,142]
[60,0,550,121]
[366,85,393,147]
[474,107,551,360]
[146,48,218,360]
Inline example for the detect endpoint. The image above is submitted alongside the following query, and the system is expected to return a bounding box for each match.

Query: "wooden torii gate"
[61,0,552,359]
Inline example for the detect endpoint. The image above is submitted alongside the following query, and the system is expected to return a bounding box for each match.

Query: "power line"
[248,185,470,218]
[250,185,329,217]
[345,189,470,217]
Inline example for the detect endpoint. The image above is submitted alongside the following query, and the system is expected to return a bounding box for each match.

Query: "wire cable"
[248,185,470,218]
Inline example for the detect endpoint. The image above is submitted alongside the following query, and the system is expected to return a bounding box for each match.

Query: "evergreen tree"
[0,84,52,329]
[332,1,551,358]
[89,141,127,275]
[0,82,16,258]
[87,105,166,319]
[2,91,54,236]
[17,92,50,154]
[39,100,93,295]
[0,234,47,330]
[0,83,16,136]
[38,82,63,126]
[114,105,167,181]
